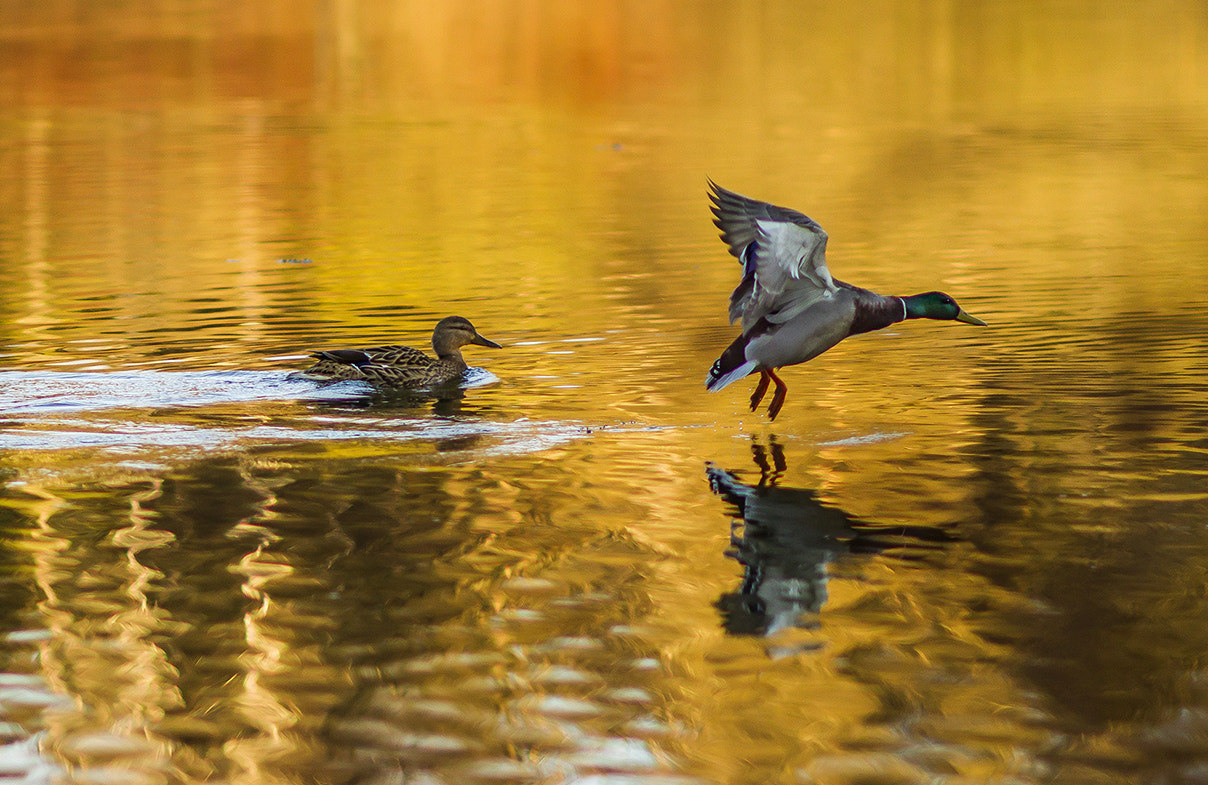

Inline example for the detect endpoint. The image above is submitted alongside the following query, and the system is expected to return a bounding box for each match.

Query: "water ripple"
[0,369,500,414]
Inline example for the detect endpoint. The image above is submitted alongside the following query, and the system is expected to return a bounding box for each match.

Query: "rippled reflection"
[709,438,956,653]
[0,449,718,784]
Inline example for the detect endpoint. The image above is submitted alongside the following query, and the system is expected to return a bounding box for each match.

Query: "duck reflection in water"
[708,438,956,645]
[310,383,489,421]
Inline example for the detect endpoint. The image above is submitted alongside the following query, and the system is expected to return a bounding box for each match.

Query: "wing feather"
[708,180,838,330]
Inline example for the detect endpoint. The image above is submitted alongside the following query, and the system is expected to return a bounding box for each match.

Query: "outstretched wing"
[708,180,838,330]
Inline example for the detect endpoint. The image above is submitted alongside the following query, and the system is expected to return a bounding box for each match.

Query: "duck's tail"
[705,334,758,391]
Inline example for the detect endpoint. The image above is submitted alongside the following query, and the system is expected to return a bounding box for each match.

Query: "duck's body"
[704,181,985,420]
[298,315,501,388]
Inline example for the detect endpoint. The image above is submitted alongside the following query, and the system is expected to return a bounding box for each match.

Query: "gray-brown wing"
[335,345,441,386]
[708,180,838,330]
[358,345,432,366]
[301,344,436,384]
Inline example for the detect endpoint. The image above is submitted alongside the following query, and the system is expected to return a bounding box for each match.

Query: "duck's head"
[902,292,987,326]
[432,316,503,358]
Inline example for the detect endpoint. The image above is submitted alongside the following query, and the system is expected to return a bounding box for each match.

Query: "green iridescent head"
[902,292,987,325]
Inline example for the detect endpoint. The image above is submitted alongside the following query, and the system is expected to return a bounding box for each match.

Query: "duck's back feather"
[353,346,435,366]
[300,344,468,387]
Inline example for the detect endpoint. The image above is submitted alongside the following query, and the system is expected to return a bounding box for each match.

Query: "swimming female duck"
[705,181,986,420]
[298,315,501,388]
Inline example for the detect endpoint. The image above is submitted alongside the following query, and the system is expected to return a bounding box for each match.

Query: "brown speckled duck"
[705,181,986,420]
[298,316,501,388]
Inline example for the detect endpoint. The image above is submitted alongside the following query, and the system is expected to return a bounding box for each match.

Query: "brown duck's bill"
[472,334,503,348]
[956,309,987,326]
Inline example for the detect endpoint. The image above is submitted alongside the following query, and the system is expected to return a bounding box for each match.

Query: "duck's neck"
[849,290,908,336]
[434,347,468,368]
[431,334,467,366]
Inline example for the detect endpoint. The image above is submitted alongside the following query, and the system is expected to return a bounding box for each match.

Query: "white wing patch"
[757,219,835,290]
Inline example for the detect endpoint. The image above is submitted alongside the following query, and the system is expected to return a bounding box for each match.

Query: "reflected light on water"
[1,1,1208,784]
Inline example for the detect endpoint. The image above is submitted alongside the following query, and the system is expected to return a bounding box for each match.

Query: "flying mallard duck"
[297,315,501,388]
[705,181,986,420]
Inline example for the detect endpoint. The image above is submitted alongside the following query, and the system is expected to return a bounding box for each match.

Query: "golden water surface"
[1,2,1207,784]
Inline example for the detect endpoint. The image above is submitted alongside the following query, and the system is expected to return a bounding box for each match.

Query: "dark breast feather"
[847,287,906,336]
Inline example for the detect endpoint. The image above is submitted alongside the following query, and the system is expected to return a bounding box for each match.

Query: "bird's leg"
[749,371,771,411]
[766,369,789,421]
